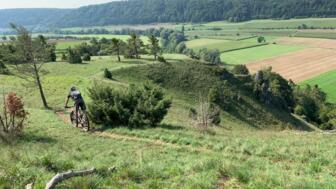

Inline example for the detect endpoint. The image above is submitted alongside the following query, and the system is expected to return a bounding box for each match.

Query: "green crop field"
[55,40,87,50]
[301,70,336,103]
[181,18,336,40]
[203,18,336,30]
[186,37,267,53]
[1,54,336,188]
[220,44,305,65]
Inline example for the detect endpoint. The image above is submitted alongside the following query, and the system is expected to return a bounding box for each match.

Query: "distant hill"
[0,0,336,28]
[0,9,71,28]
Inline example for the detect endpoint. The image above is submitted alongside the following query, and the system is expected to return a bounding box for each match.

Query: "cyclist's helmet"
[70,86,77,91]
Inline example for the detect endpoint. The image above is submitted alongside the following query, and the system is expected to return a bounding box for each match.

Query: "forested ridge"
[0,0,336,28]
[0,9,71,28]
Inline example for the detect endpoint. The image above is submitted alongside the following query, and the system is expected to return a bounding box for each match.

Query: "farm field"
[277,37,336,49]
[246,48,336,83]
[220,44,305,65]
[182,18,336,40]
[301,70,336,103]
[186,37,266,52]
[202,18,336,30]
[54,40,87,50]
[295,30,336,39]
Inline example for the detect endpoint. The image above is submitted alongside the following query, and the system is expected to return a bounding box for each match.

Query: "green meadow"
[301,70,336,103]
[220,44,305,65]
[186,37,265,53]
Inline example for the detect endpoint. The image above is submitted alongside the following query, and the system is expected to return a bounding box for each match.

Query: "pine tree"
[148,35,160,60]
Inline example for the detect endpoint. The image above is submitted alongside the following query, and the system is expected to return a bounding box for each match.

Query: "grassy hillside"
[220,44,305,65]
[113,61,308,130]
[301,70,336,103]
[1,55,336,188]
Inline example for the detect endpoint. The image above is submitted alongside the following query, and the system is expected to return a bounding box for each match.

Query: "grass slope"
[221,44,305,65]
[113,61,307,130]
[301,70,336,103]
[1,55,335,188]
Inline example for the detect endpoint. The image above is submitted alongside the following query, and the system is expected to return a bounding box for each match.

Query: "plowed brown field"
[246,38,336,82]
[277,37,336,49]
[247,48,336,82]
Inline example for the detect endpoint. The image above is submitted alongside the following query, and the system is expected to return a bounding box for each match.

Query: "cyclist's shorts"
[75,100,86,111]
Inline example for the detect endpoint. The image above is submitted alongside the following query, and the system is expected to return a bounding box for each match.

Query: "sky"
[0,0,116,9]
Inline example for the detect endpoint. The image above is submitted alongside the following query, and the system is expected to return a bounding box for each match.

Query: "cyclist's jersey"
[68,90,84,102]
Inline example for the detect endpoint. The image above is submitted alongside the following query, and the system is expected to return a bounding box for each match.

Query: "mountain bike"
[65,106,90,132]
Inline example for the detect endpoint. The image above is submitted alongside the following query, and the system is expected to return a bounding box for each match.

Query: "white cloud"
[0,0,115,9]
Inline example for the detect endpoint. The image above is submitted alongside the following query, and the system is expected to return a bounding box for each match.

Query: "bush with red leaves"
[0,92,28,137]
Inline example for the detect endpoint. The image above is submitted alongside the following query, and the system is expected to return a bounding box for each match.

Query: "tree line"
[63,28,221,65]
[1,0,336,28]
[54,0,336,27]
[232,65,336,130]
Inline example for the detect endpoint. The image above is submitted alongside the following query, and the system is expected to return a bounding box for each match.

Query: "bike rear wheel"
[69,110,90,132]
[79,110,90,132]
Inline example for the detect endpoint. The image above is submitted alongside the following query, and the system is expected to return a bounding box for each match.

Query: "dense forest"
[0,0,336,28]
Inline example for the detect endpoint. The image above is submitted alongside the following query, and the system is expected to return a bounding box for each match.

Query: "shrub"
[189,96,221,133]
[82,53,91,61]
[104,68,113,79]
[61,52,67,61]
[88,83,171,128]
[232,65,249,75]
[157,56,167,63]
[0,93,28,139]
[198,48,221,64]
[294,105,306,116]
[0,61,9,75]
[67,48,82,64]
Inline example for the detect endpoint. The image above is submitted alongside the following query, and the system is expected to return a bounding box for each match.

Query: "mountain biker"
[65,86,86,127]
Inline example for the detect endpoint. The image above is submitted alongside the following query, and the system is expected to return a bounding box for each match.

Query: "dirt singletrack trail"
[54,111,210,153]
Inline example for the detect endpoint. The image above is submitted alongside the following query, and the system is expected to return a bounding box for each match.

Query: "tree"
[111,38,124,62]
[258,36,266,43]
[232,65,250,75]
[125,33,144,59]
[198,48,221,64]
[148,35,160,60]
[82,53,91,61]
[175,42,187,54]
[10,24,53,108]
